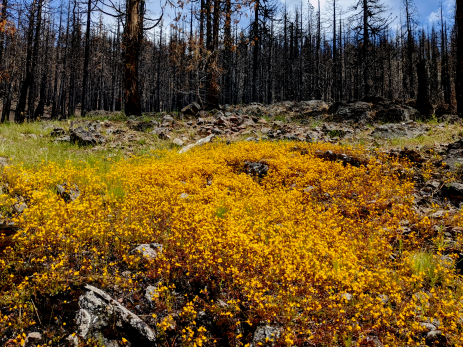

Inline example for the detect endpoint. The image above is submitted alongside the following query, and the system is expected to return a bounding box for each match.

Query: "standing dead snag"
[122,0,144,116]
[457,0,463,118]
[98,0,162,117]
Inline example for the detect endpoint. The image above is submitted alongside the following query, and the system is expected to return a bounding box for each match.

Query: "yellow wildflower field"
[0,140,462,346]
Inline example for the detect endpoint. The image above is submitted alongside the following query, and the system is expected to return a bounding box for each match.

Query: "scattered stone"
[180,193,189,199]
[131,243,163,260]
[75,285,157,345]
[56,183,80,202]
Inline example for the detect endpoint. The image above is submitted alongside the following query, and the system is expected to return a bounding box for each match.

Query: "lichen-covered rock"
[74,285,157,346]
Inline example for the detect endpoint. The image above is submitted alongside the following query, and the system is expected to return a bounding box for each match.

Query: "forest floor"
[1,105,463,346]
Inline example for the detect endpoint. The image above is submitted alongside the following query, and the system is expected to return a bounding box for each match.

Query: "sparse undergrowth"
[0,139,463,346]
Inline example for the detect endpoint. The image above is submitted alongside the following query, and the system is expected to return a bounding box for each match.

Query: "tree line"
[1,0,463,121]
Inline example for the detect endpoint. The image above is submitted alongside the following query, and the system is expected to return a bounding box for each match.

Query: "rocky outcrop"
[70,126,106,146]
[328,101,373,124]
[371,123,430,139]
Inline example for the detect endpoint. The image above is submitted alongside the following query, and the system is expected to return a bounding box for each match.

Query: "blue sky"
[103,0,455,36]
[287,0,454,28]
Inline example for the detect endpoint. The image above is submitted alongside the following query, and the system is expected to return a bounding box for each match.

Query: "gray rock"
[128,120,155,132]
[13,202,27,214]
[340,293,353,301]
[55,135,71,143]
[22,332,42,347]
[70,126,106,146]
[329,101,372,123]
[440,182,463,203]
[179,135,215,154]
[56,183,80,202]
[162,115,174,123]
[250,326,282,347]
[371,123,429,139]
[180,193,189,199]
[172,138,184,146]
[131,243,163,260]
[75,285,157,345]
[145,285,159,302]
[425,330,449,347]
[378,294,389,305]
[181,102,201,115]
[245,161,269,178]
[420,322,437,332]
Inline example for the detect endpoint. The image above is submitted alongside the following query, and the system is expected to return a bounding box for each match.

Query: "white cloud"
[427,10,440,24]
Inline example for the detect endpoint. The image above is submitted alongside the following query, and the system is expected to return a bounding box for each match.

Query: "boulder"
[74,285,157,346]
[70,126,106,146]
[375,105,418,122]
[371,123,429,139]
[181,102,201,116]
[328,101,373,123]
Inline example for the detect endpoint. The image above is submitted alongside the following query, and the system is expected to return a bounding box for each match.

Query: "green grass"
[409,251,445,288]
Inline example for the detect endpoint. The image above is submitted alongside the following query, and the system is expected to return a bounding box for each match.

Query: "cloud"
[427,11,440,24]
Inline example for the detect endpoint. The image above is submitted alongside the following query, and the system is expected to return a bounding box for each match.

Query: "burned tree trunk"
[122,0,144,116]
[457,0,463,117]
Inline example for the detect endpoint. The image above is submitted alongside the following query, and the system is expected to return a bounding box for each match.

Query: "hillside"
[1,103,463,347]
